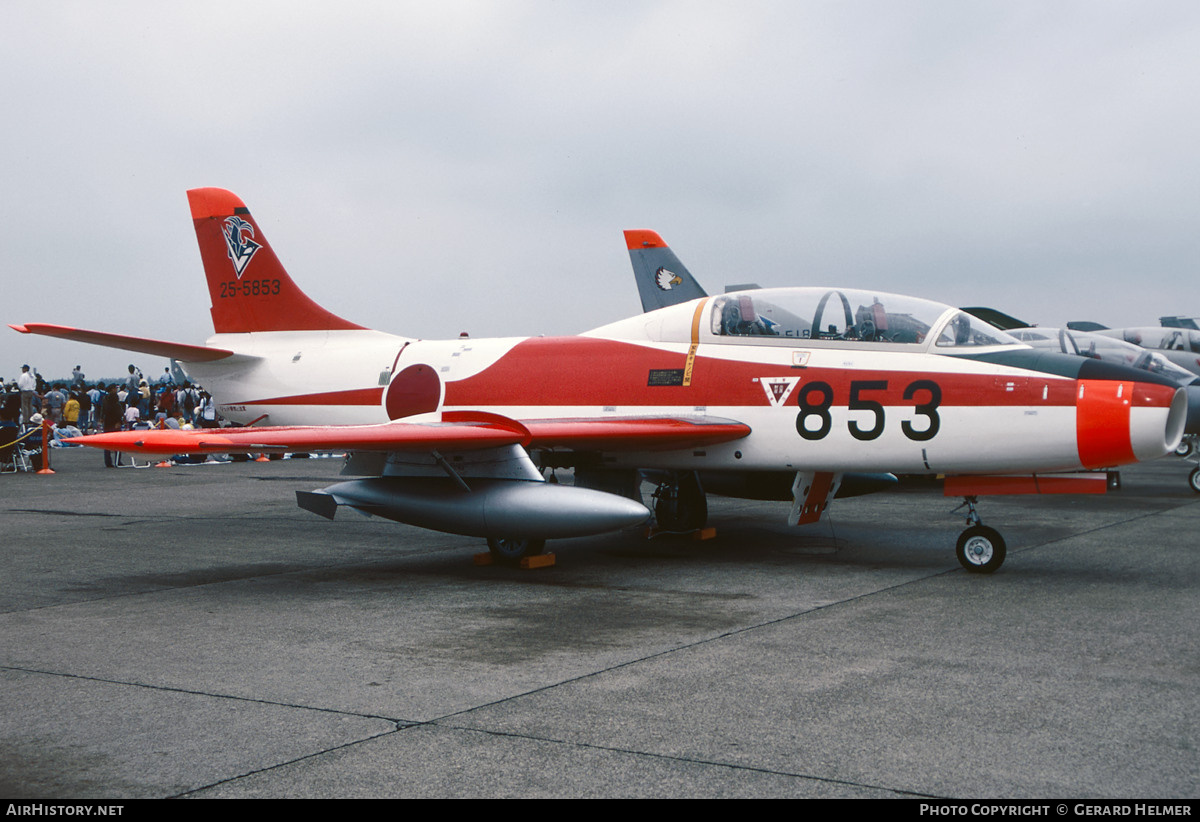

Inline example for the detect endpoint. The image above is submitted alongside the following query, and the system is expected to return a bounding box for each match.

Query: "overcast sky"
[4,1,1199,382]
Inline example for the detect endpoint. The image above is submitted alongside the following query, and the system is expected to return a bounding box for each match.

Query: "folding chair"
[0,425,30,472]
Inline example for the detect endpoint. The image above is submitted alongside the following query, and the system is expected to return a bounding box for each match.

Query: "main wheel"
[652,472,708,532]
[1189,467,1200,494]
[956,525,1006,573]
[486,536,547,562]
[1175,439,1194,458]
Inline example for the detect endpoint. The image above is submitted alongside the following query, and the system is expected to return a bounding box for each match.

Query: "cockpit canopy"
[708,289,1015,348]
[1111,327,1200,354]
[1011,327,1197,387]
[591,287,1021,352]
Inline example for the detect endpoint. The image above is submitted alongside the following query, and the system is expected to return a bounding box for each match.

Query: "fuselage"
[184,287,1186,477]
[23,188,1186,566]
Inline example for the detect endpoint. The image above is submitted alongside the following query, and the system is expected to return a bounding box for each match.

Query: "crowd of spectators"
[2,362,221,465]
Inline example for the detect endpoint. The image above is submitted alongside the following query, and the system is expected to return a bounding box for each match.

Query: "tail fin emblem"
[655,267,683,291]
[222,216,262,279]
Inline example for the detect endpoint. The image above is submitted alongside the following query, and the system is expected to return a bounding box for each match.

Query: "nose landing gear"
[952,496,1007,573]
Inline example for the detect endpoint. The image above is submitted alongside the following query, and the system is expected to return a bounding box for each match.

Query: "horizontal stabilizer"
[10,323,236,363]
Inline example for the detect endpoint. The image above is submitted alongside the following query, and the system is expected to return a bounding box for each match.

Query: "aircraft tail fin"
[188,188,366,334]
[624,230,708,313]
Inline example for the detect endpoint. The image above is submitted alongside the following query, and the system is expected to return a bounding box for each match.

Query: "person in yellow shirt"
[63,392,81,427]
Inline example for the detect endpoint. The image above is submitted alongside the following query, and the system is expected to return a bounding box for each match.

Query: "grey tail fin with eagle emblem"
[624,230,708,313]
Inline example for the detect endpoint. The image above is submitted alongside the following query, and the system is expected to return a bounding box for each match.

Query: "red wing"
[74,419,530,455]
[76,415,749,456]
[10,323,236,362]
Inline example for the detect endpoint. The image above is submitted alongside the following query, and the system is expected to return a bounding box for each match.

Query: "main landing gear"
[952,496,1007,573]
[1175,436,1195,459]
[651,471,708,532]
[486,536,547,562]
[1177,435,1200,493]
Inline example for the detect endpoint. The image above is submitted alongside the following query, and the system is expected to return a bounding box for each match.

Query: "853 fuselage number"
[796,379,941,442]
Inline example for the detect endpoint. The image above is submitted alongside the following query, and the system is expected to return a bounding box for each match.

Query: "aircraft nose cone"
[959,348,1187,468]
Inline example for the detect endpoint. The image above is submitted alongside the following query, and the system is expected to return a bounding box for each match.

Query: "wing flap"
[523,415,751,451]
[10,323,238,362]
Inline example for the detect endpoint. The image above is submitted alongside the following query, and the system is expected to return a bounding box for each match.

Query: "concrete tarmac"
[1,448,1197,798]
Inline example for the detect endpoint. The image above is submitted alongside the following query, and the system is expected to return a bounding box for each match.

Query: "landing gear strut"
[486,536,547,563]
[1175,436,1195,459]
[951,496,1007,573]
[652,471,708,532]
[1179,435,1200,493]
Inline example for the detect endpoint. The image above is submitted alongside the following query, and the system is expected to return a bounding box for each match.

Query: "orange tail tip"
[188,187,365,335]
[187,187,250,221]
[624,229,668,250]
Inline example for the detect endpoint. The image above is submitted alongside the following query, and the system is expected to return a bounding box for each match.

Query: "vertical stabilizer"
[188,188,365,334]
[625,229,708,313]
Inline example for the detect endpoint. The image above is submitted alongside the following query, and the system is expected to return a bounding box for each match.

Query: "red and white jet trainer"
[12,189,1187,573]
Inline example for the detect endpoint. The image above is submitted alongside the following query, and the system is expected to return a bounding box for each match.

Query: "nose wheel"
[956,525,1006,573]
[952,496,1007,573]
